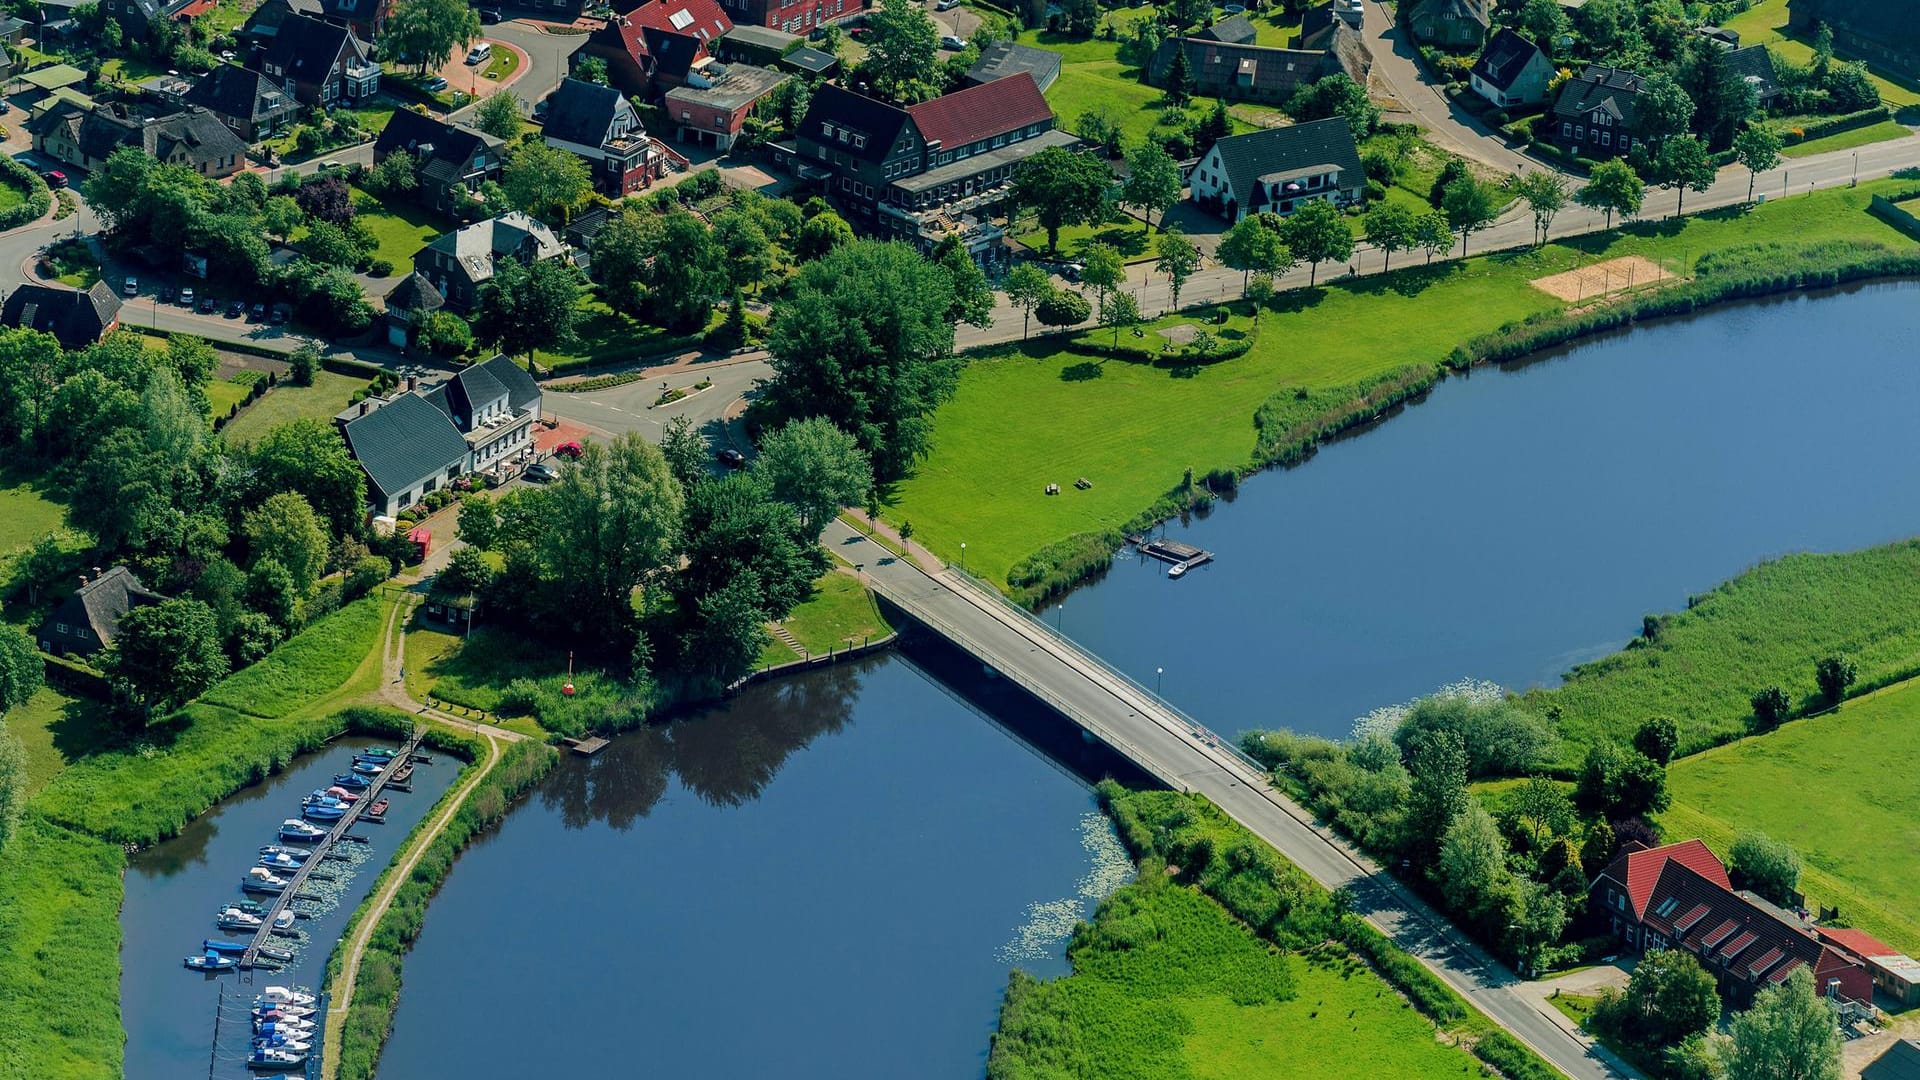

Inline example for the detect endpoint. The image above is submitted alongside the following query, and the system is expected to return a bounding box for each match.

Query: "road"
[540,356,763,445]
[822,516,1633,1080]
[446,19,586,122]
[1361,0,1539,173]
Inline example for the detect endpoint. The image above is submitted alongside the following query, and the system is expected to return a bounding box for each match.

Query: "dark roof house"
[1863,1040,1920,1080]
[373,109,505,215]
[1724,43,1782,106]
[338,356,546,514]
[36,565,168,659]
[1195,13,1256,44]
[1188,115,1366,220]
[1409,0,1487,46]
[1469,28,1552,106]
[381,271,444,347]
[339,392,472,512]
[1550,64,1649,158]
[587,0,733,96]
[1150,21,1372,104]
[413,212,565,311]
[963,40,1062,93]
[1788,0,1919,81]
[1,281,122,349]
[182,63,299,139]
[253,12,381,106]
[31,102,250,177]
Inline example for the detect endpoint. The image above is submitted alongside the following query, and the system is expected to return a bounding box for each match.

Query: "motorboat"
[201,940,249,956]
[331,772,371,790]
[323,785,361,802]
[1168,562,1187,579]
[365,798,390,818]
[351,759,383,776]
[253,1005,316,1023]
[184,951,235,972]
[252,1038,312,1054]
[259,852,303,871]
[278,819,327,842]
[242,868,291,894]
[260,985,317,1006]
[253,1013,315,1031]
[246,1047,308,1070]
[357,747,398,762]
[300,803,345,822]
[217,909,262,930]
[256,945,296,963]
[229,899,271,915]
[257,845,310,863]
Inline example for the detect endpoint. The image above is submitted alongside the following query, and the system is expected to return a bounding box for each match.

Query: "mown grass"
[1781,120,1914,158]
[0,465,65,556]
[1524,540,1920,763]
[780,572,892,656]
[1663,676,1920,953]
[221,369,369,446]
[1721,0,1920,110]
[889,181,1920,588]
[201,596,388,718]
[3,686,118,797]
[204,376,254,418]
[0,814,126,1080]
[406,618,568,715]
[353,186,444,267]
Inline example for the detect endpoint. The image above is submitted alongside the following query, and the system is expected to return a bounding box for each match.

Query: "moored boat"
[351,759,383,776]
[277,819,327,842]
[257,845,310,863]
[256,945,296,963]
[323,785,361,801]
[246,1047,308,1071]
[331,772,371,790]
[356,747,398,761]
[260,985,316,1006]
[201,939,248,955]
[300,803,345,822]
[184,951,235,972]
[258,852,303,871]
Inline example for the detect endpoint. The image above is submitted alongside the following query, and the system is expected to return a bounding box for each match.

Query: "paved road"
[1361,0,1538,174]
[447,19,586,122]
[823,516,1633,1080]
[541,357,763,446]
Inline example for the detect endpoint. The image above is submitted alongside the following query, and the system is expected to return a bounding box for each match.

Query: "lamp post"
[959,542,966,572]
[1156,667,1164,695]
[1055,600,1064,631]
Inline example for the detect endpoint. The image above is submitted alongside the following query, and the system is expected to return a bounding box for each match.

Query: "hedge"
[1777,106,1892,145]
[0,157,52,231]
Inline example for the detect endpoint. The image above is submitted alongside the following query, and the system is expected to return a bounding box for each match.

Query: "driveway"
[447,19,587,120]
[1363,0,1538,175]
[542,355,766,451]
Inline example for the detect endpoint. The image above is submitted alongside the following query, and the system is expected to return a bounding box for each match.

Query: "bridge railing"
[938,565,1272,778]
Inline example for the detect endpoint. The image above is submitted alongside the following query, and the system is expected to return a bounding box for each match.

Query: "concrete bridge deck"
[823,519,1630,1080]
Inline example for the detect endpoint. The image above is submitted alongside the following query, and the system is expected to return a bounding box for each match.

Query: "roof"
[259,13,363,84]
[1553,64,1645,124]
[21,63,86,90]
[1725,43,1780,98]
[963,40,1061,93]
[1788,0,1911,50]
[1204,116,1365,203]
[383,271,444,314]
[663,63,788,112]
[1596,838,1728,920]
[542,77,636,147]
[1864,1040,1920,1080]
[1816,926,1900,960]
[601,0,730,73]
[182,63,293,123]
[1470,28,1544,92]
[1634,857,1865,998]
[1151,25,1370,98]
[1196,13,1256,43]
[341,393,472,499]
[457,355,540,414]
[40,566,166,646]
[905,72,1051,150]
[0,281,122,349]
[795,81,910,163]
[375,108,502,177]
[722,23,798,52]
[1414,0,1488,28]
[420,212,562,286]
[891,126,1078,193]
[782,45,838,75]
[143,106,250,165]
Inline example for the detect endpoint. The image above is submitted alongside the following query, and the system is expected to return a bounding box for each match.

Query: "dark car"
[199,296,219,314]
[225,299,245,318]
[715,448,745,468]
[523,463,559,483]
[250,302,267,321]
[41,170,66,188]
[270,303,291,325]
[422,76,449,92]
[478,7,502,22]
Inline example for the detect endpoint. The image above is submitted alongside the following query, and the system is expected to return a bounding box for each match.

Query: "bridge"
[822,519,1627,1080]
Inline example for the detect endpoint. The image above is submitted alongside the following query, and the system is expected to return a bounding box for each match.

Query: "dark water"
[1051,280,1920,740]
[120,740,454,1079]
[375,650,1138,1080]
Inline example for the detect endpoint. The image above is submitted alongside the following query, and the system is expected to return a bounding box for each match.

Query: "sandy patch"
[1530,255,1676,303]
[1157,323,1200,345]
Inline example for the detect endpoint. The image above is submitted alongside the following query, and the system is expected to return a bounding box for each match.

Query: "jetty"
[1131,536,1213,577]
[239,731,425,970]
[563,736,609,756]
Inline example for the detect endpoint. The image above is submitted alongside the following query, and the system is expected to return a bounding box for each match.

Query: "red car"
[41,170,67,189]
[554,441,584,459]
[848,25,870,37]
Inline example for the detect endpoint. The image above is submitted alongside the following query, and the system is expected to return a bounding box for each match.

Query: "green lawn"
[405,618,569,715]
[194,0,254,35]
[2,687,119,798]
[1547,991,1601,1030]
[221,369,369,445]
[0,464,66,556]
[1013,208,1156,262]
[205,376,253,419]
[888,181,1919,590]
[759,571,893,666]
[200,597,387,718]
[1664,677,1920,954]
[482,46,519,82]
[1722,0,1920,110]
[0,813,127,1080]
[352,186,443,266]
[1781,120,1915,158]
[535,296,721,372]
[1247,10,1303,47]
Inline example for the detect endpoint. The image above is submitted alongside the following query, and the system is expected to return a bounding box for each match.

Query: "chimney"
[360,401,371,417]
[93,566,102,578]
[407,376,418,392]
[78,574,88,587]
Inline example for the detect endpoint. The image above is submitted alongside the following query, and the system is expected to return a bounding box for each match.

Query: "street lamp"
[959,542,966,572]
[1156,667,1164,695]
[1055,600,1064,631]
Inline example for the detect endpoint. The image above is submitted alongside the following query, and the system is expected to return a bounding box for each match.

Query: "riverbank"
[889,179,1920,605]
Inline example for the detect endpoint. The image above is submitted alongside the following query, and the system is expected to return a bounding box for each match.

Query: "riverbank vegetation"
[887,180,1920,597]
[758,571,894,666]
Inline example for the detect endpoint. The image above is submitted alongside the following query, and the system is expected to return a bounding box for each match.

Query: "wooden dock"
[1132,537,1214,576]
[564,736,609,756]
[239,731,424,969]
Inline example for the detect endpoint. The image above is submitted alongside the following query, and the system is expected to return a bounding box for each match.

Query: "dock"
[1132,536,1214,576]
[564,736,610,756]
[239,731,424,970]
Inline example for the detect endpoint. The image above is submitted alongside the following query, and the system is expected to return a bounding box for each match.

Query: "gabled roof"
[796,82,910,163]
[1553,64,1645,124]
[183,63,293,123]
[259,13,363,83]
[964,40,1061,92]
[1864,1040,1920,1080]
[1471,28,1545,92]
[1196,13,1256,44]
[40,565,167,646]
[1150,26,1370,99]
[543,77,636,148]
[144,106,250,164]
[383,271,444,313]
[905,73,1051,150]
[601,0,730,73]
[374,109,502,177]
[1596,838,1727,920]
[341,392,471,499]
[1414,0,1487,28]
[1724,43,1780,98]
[431,354,539,424]
[420,212,562,285]
[0,281,122,349]
[1205,116,1364,203]
[1816,926,1900,960]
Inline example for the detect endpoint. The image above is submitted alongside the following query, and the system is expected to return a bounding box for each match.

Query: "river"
[120,739,454,1078]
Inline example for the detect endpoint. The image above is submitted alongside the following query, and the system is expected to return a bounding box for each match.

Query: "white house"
[1469,28,1552,108]
[337,356,544,516]
[1188,117,1364,222]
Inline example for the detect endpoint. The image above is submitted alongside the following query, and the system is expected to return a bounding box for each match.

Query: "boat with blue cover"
[257,845,310,863]
[331,772,371,790]
[351,759,383,776]
[201,939,248,956]
[300,802,345,822]
[184,950,235,972]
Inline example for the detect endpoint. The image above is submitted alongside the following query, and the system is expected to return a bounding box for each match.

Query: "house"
[780,46,839,79]
[1408,0,1487,47]
[1297,0,1364,48]
[1789,0,1919,83]
[250,12,380,107]
[1,282,122,349]
[715,22,800,66]
[1591,840,1873,1009]
[1469,28,1551,108]
[1149,21,1372,105]
[36,566,167,659]
[1195,14,1257,45]
[1549,64,1646,160]
[1863,1040,1920,1080]
[33,0,88,37]
[1725,43,1783,109]
[661,63,788,150]
[1188,116,1365,221]
[97,0,196,43]
[1814,927,1920,1006]
[413,212,565,311]
[585,0,733,98]
[381,271,445,348]
[310,0,390,41]
[562,202,624,250]
[337,358,544,515]
[716,0,864,36]
[963,40,1062,94]
[182,63,299,140]
[29,102,250,177]
[236,0,321,46]
[0,15,28,44]
[789,73,1069,261]
[542,77,674,194]
[374,109,506,215]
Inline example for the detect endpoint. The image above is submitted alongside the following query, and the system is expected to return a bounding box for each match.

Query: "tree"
[470,91,522,142]
[1575,742,1670,818]
[1634,72,1697,148]
[502,140,592,223]
[1730,831,1802,906]
[678,472,823,623]
[712,209,776,297]
[1406,727,1468,860]
[659,415,709,490]
[933,234,994,328]
[1079,242,1125,313]
[1412,209,1454,265]
[1034,287,1091,330]
[1576,158,1645,227]
[574,54,609,85]
[1513,171,1570,246]
[1286,74,1379,139]
[753,417,873,538]
[104,599,229,718]
[1394,694,1557,779]
[1154,225,1201,311]
[684,574,772,680]
[1633,715,1678,765]
[590,210,652,311]
[294,173,354,225]
[1217,214,1290,291]
[244,492,329,592]
[477,258,581,361]
[385,0,481,73]
[1098,290,1140,352]
[1734,125,1782,203]
[531,433,683,641]
[1680,35,1758,149]
[1166,0,1209,32]
[761,240,958,480]
[1814,654,1856,705]
[248,418,366,539]
[1012,146,1112,255]
[0,623,43,715]
[83,147,156,232]
[1750,685,1790,731]
[1517,0,1567,52]
[288,342,319,387]
[1656,135,1717,216]
[863,0,941,103]
[795,209,853,261]
[1512,774,1576,851]
[1361,201,1415,271]
[1279,200,1354,285]
[1595,947,1721,1051]
[1435,802,1515,925]
[1163,44,1196,107]
[1244,273,1274,323]
[1427,157,1470,208]
[1441,177,1498,256]
[1122,141,1182,232]
[0,328,64,447]
[1003,262,1052,339]
[640,210,723,331]
[1724,969,1842,1080]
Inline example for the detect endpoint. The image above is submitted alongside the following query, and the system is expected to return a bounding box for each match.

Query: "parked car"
[225,299,245,318]
[465,42,492,65]
[199,295,219,314]
[935,0,960,9]
[250,302,267,321]
[940,33,966,49]
[848,25,870,37]
[554,441,584,460]
[523,463,558,483]
[270,303,291,324]
[122,276,139,297]
[422,75,449,92]
[0,100,11,115]
[179,286,196,307]
[478,7,502,21]
[41,169,64,188]
[715,448,745,468]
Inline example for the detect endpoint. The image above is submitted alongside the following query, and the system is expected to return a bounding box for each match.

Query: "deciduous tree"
[1003,262,1052,339]
[752,417,873,538]
[471,90,523,140]
[244,492,329,592]
[478,258,581,361]
[1122,141,1182,232]
[0,624,43,715]
[1012,146,1112,255]
[862,0,941,103]
[1725,969,1842,1080]
[1730,831,1802,906]
[1217,212,1291,290]
[1576,158,1645,227]
[1153,225,1201,311]
[1278,199,1353,285]
[502,140,592,223]
[1361,201,1415,271]
[1441,176,1498,255]
[1814,654,1856,705]
[1734,124,1782,203]
[104,598,229,718]
[1034,287,1091,330]
[659,415,709,490]
[1655,134,1717,216]
[1514,170,1571,245]
[385,0,481,73]
[1633,715,1678,765]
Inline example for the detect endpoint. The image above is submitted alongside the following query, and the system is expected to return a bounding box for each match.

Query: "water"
[120,740,454,1078]
[1051,281,1920,739]
[375,651,1137,1080]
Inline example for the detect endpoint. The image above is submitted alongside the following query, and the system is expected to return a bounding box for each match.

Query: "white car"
[934,0,960,9]
[122,276,139,297]
[940,33,966,49]
[465,42,492,65]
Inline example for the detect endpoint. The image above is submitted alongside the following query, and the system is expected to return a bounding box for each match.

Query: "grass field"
[1013,208,1157,261]
[405,618,568,714]
[1664,677,1920,954]
[0,463,65,556]
[1524,540,1920,763]
[201,597,387,718]
[759,571,893,665]
[221,369,369,445]
[1780,120,1914,158]
[205,376,254,419]
[352,187,443,267]
[0,813,127,1080]
[888,181,1919,588]
[3,687,117,797]
[481,46,519,82]
[1547,991,1600,1030]
[1721,0,1920,111]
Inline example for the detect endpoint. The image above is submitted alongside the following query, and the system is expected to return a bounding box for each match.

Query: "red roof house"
[1593,838,1729,921]
[903,72,1052,151]
[585,0,733,98]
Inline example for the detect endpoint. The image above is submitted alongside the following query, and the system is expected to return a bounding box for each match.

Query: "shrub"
[0,156,53,230]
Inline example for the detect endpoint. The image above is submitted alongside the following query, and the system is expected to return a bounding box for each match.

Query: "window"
[55,622,67,634]
[1600,130,1611,147]
[1575,125,1585,140]
[837,128,848,143]
[852,134,866,149]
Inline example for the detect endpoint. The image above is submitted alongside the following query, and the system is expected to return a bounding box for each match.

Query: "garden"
[220,369,372,445]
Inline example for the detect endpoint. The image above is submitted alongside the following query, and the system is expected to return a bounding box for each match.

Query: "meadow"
[0,814,127,1080]
[759,571,895,666]
[0,461,66,556]
[221,369,371,445]
[888,181,1919,591]
[1524,540,1920,764]
[1664,677,1920,954]
[1721,0,1920,111]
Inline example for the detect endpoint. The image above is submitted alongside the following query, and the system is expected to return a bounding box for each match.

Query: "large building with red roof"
[785,73,1075,261]
[717,0,865,35]
[1591,839,1872,1008]
[584,0,734,97]
[1815,926,1920,1006]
